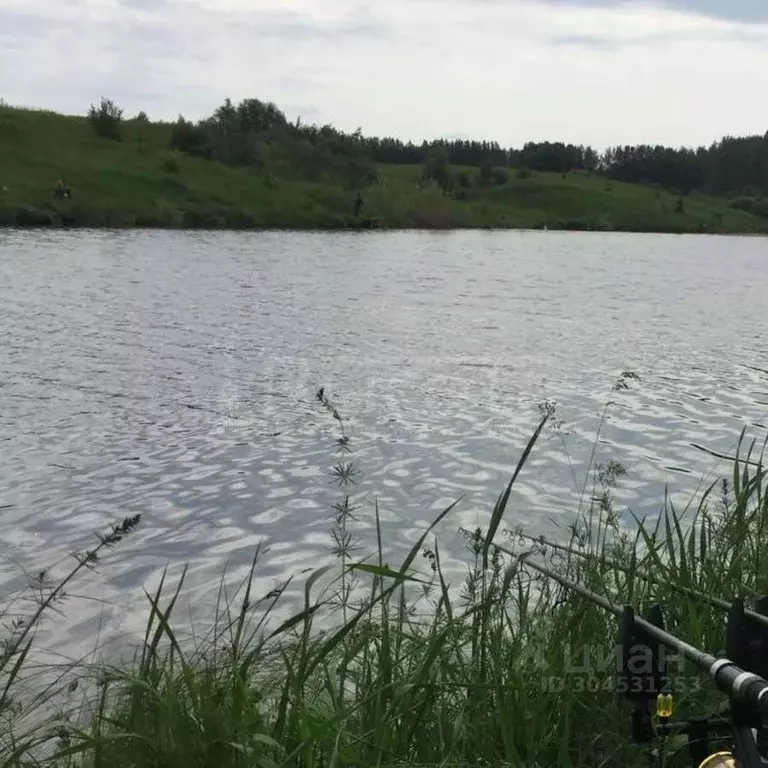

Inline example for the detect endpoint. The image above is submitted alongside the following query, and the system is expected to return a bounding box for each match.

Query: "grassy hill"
[1,104,767,234]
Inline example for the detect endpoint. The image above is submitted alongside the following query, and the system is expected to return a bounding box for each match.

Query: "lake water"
[1,229,767,659]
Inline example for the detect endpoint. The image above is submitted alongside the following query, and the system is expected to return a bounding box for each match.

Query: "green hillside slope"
[1,105,766,234]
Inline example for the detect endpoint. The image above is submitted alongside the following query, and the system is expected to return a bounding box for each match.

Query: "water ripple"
[1,229,767,659]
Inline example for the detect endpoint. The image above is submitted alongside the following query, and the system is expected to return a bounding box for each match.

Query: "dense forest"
[162,96,768,216]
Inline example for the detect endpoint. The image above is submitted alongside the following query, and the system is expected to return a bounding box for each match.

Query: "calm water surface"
[1,229,767,657]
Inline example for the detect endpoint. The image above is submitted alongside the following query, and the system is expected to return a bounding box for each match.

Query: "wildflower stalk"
[0,515,141,767]
[1,514,141,714]
[316,387,360,622]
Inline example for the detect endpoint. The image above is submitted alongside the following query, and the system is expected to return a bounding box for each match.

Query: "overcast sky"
[1,0,767,149]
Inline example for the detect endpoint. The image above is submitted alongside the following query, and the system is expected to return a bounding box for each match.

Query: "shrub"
[491,167,509,186]
[423,146,452,191]
[87,97,124,141]
[728,196,768,217]
[162,155,181,174]
[170,116,211,158]
[480,162,509,187]
[479,159,493,186]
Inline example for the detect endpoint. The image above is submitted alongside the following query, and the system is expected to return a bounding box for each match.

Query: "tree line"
[88,96,768,204]
[364,137,600,176]
[603,138,768,199]
[365,134,768,198]
[167,97,378,188]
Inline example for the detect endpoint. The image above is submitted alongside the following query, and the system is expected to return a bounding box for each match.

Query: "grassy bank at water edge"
[3,393,768,767]
[2,105,768,233]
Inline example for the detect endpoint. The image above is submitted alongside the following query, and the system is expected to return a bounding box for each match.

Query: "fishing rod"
[506,550,768,767]
[492,530,768,631]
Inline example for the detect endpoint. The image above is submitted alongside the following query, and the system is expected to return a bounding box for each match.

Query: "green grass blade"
[483,411,550,569]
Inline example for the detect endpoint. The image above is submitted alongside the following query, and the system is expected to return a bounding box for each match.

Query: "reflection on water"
[0,228,766,659]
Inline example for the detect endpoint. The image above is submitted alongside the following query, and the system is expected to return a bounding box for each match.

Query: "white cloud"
[1,0,767,149]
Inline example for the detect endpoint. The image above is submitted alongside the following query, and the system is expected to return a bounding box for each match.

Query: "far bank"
[2,105,767,236]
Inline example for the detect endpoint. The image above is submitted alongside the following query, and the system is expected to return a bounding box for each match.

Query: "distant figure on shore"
[54,178,72,200]
[354,192,364,218]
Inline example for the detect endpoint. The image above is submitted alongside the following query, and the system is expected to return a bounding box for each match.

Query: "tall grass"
[2,400,767,767]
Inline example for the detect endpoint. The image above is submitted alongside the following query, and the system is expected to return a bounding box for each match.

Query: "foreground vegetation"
[2,389,767,768]
[1,100,767,233]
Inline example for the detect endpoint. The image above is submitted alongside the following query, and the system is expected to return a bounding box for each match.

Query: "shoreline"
[3,217,766,237]
[3,103,768,243]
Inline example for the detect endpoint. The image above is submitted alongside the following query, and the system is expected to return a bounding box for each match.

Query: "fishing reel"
[696,754,736,768]
[619,599,768,768]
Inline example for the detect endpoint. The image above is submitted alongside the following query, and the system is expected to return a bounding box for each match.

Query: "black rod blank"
[495,533,767,629]
[516,552,768,724]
